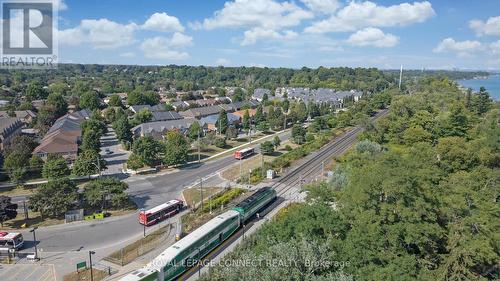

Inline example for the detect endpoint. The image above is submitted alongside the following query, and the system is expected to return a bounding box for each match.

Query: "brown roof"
[232,109,256,118]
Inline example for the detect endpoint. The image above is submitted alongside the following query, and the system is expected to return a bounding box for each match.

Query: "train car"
[120,210,241,281]
[234,147,254,160]
[233,187,276,222]
[120,268,158,281]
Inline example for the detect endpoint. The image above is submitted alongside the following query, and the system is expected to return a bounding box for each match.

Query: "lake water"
[458,75,500,100]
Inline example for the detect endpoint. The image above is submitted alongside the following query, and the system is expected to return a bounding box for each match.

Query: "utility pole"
[89,251,95,281]
[197,130,201,163]
[261,153,265,178]
[239,159,242,182]
[199,177,203,211]
[30,227,38,260]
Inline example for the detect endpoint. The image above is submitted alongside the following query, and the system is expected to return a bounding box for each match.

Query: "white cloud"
[305,1,435,33]
[469,16,500,36]
[215,58,231,66]
[198,0,313,30]
[54,0,68,11]
[169,32,193,48]
[242,28,297,45]
[142,12,185,32]
[433,38,484,57]
[300,0,340,14]
[193,0,312,44]
[58,19,138,49]
[120,52,135,58]
[490,40,500,54]
[346,27,398,47]
[140,35,192,60]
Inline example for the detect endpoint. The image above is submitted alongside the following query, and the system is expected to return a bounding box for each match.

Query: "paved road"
[17,130,292,254]
[100,127,130,175]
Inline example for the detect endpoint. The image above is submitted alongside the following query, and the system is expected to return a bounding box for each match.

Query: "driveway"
[100,127,130,176]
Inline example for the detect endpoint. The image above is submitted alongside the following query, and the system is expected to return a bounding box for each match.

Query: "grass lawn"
[220,154,277,182]
[0,185,36,197]
[3,211,65,229]
[64,267,108,281]
[105,225,172,266]
[181,187,247,234]
[183,186,223,208]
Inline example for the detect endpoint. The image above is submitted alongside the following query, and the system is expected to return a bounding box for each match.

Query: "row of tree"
[200,77,498,281]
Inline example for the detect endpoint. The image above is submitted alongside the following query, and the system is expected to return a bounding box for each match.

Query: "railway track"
[272,109,388,199]
[178,109,388,281]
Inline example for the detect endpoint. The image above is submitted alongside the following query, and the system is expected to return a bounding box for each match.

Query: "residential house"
[0,110,37,124]
[0,118,23,150]
[129,104,166,114]
[199,113,240,132]
[170,101,189,111]
[131,119,198,140]
[33,109,90,161]
[151,111,183,122]
[232,108,257,119]
[31,99,45,110]
[180,105,225,119]
[195,99,218,107]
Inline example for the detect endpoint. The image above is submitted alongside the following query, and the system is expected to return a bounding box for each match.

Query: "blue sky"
[53,0,500,70]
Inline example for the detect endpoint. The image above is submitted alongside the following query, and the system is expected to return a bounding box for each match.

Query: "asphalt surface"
[16,130,292,253]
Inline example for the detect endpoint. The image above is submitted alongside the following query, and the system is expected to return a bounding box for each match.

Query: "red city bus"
[139,200,183,226]
[234,147,254,160]
[0,232,24,250]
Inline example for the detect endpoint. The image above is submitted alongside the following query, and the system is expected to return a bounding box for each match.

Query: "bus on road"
[0,232,24,250]
[139,200,183,226]
[234,147,254,160]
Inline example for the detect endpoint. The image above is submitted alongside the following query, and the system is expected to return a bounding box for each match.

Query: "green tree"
[84,178,129,209]
[108,94,123,107]
[132,136,162,166]
[242,110,250,131]
[72,150,106,177]
[254,105,264,124]
[46,92,68,117]
[144,91,160,105]
[233,88,245,102]
[29,179,78,218]
[225,125,238,140]
[3,150,30,182]
[79,91,101,110]
[42,155,70,180]
[257,121,269,132]
[126,153,145,170]
[26,81,47,101]
[0,196,18,227]
[217,109,228,134]
[127,90,143,105]
[273,135,281,148]
[81,118,106,136]
[402,126,433,145]
[134,108,153,124]
[474,87,492,116]
[188,121,202,140]
[163,130,189,166]
[81,130,101,153]
[113,116,132,144]
[291,124,306,144]
[260,141,275,155]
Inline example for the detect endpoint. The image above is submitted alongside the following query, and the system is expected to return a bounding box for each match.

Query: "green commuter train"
[120,187,276,281]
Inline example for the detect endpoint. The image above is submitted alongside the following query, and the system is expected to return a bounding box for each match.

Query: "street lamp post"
[89,251,95,281]
[29,227,38,260]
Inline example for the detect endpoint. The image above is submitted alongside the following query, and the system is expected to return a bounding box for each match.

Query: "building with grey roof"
[132,119,198,140]
[0,118,23,150]
[151,111,183,122]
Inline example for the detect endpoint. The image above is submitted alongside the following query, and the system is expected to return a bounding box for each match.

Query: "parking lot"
[0,264,56,281]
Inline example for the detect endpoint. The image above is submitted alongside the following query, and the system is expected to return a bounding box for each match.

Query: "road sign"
[76,261,87,271]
